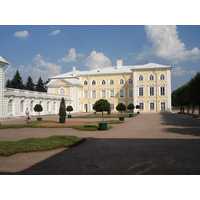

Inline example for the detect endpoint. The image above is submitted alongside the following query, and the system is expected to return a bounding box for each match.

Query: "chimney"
[116,60,123,69]
[72,66,76,75]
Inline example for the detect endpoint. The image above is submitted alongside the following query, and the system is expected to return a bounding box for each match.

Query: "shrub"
[34,104,43,116]
[127,103,134,113]
[66,105,73,115]
[59,97,66,118]
[116,103,126,115]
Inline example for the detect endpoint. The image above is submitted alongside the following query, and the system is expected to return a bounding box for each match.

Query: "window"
[110,103,114,111]
[128,78,133,84]
[119,88,125,98]
[150,86,154,96]
[150,102,155,110]
[110,79,114,85]
[84,90,88,99]
[160,74,165,81]
[92,90,96,98]
[30,100,34,112]
[139,102,144,110]
[161,102,166,111]
[84,80,88,85]
[160,86,165,96]
[59,88,66,95]
[128,88,133,98]
[120,79,124,84]
[110,89,114,98]
[149,74,154,81]
[139,87,144,96]
[139,75,143,81]
[8,99,13,112]
[20,100,24,112]
[92,80,96,85]
[102,89,106,98]
[102,79,106,85]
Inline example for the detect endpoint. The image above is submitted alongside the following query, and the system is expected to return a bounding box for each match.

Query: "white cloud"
[58,48,83,63]
[14,30,29,38]
[85,51,111,69]
[50,29,61,36]
[137,25,200,63]
[173,66,197,76]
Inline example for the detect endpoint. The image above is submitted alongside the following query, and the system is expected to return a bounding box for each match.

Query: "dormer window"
[84,80,88,85]
[92,80,96,85]
[102,79,106,85]
[120,79,124,84]
[160,74,165,81]
[149,74,154,81]
[110,79,114,85]
[139,75,143,81]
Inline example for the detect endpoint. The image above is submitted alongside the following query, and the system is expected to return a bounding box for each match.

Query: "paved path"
[0,113,200,175]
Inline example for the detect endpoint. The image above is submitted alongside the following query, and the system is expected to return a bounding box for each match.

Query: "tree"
[59,97,66,119]
[5,79,11,88]
[116,103,126,115]
[10,70,24,89]
[34,104,43,117]
[93,99,110,122]
[66,105,73,115]
[127,103,134,113]
[35,77,46,92]
[24,76,35,91]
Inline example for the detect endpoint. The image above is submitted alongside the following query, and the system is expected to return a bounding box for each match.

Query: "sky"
[0,25,200,91]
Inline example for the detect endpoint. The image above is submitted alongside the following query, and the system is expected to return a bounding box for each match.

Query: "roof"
[0,56,11,66]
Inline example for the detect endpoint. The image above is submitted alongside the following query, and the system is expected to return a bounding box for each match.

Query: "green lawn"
[0,135,86,157]
[74,113,137,118]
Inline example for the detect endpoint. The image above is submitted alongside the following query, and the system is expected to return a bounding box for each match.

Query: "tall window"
[119,88,125,98]
[149,74,154,81]
[139,102,144,110]
[161,102,166,111]
[110,79,114,85]
[110,89,114,98]
[150,102,155,110]
[139,87,144,96]
[110,103,114,111]
[102,89,106,98]
[160,86,165,96]
[160,74,165,81]
[102,80,106,85]
[92,90,96,98]
[150,86,154,96]
[84,90,88,99]
[8,99,13,112]
[128,88,133,98]
[139,75,143,81]
[20,100,24,112]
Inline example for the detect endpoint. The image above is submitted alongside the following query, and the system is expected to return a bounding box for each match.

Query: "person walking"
[25,108,30,121]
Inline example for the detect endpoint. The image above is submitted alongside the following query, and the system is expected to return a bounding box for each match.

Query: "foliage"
[10,70,24,89]
[66,105,73,114]
[116,103,126,115]
[24,76,35,91]
[5,79,11,88]
[59,97,66,118]
[127,103,134,112]
[34,104,43,116]
[172,72,200,114]
[93,99,110,122]
[0,135,86,157]
[35,76,46,92]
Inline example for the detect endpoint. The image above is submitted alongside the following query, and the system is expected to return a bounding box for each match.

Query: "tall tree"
[35,77,46,92]
[10,70,24,89]
[5,79,11,88]
[24,76,35,91]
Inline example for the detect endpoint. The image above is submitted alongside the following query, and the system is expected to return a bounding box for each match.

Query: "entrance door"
[84,104,88,112]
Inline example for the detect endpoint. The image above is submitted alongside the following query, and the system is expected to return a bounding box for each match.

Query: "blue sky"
[0,25,200,91]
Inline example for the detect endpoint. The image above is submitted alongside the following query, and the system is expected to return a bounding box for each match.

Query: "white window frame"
[109,89,115,99]
[59,87,66,96]
[138,75,144,81]
[138,86,144,97]
[160,74,165,81]
[109,79,114,85]
[119,78,125,85]
[91,80,96,85]
[128,88,133,98]
[161,101,166,111]
[91,89,96,99]
[149,101,155,111]
[139,101,144,111]
[84,90,88,99]
[149,74,154,81]
[149,85,155,97]
[119,88,125,99]
[101,89,106,98]
[128,78,133,84]
[101,79,106,85]
[160,85,166,96]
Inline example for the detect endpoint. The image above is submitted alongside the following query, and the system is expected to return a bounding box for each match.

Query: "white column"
[166,69,172,112]
[0,68,3,119]
[133,70,138,112]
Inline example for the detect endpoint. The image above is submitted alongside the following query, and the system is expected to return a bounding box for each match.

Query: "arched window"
[59,88,66,95]
[120,79,124,84]
[149,74,154,81]
[8,99,13,113]
[110,79,114,85]
[92,80,96,85]
[160,74,165,81]
[128,78,133,84]
[30,100,34,112]
[20,100,24,112]
[84,80,88,85]
[139,75,143,81]
[102,79,106,85]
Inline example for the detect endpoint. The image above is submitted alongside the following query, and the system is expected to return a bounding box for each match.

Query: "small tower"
[0,56,11,119]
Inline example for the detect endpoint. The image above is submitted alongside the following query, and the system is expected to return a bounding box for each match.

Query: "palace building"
[0,57,172,119]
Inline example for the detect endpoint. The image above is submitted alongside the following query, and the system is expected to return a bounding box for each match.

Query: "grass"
[0,120,122,130]
[74,113,136,118]
[0,135,86,157]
